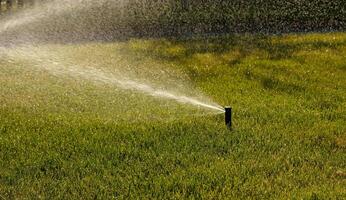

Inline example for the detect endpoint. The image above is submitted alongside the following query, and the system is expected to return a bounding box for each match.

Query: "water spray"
[225,107,232,129]
[0,0,228,123]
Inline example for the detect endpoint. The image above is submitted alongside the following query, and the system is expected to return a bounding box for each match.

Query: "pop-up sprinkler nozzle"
[225,107,232,129]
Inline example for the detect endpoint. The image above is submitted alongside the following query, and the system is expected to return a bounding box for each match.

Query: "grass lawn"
[0,32,345,199]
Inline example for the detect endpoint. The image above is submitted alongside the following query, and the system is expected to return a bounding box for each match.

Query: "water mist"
[0,0,226,118]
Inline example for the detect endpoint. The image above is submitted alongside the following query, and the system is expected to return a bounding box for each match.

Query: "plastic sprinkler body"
[225,107,232,129]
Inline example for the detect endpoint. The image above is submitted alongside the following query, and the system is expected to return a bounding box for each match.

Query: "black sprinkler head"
[225,107,232,129]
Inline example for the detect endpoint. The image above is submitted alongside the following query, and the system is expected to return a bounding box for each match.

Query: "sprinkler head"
[225,107,232,129]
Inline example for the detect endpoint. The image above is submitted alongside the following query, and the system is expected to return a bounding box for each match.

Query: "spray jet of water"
[0,0,225,115]
[2,46,224,113]
[0,0,120,34]
[53,63,225,112]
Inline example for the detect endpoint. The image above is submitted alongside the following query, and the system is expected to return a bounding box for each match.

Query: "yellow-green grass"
[0,32,345,199]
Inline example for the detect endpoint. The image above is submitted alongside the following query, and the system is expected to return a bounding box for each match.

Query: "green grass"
[0,32,346,199]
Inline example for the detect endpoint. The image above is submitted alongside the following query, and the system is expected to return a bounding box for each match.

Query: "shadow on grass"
[261,77,305,94]
[124,33,346,65]
[244,68,306,95]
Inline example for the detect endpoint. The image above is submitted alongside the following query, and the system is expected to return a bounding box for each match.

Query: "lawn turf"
[0,32,345,199]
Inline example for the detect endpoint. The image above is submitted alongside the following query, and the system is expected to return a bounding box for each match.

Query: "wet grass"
[0,32,346,199]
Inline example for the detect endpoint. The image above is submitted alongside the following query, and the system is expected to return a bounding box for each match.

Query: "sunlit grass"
[0,32,345,199]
